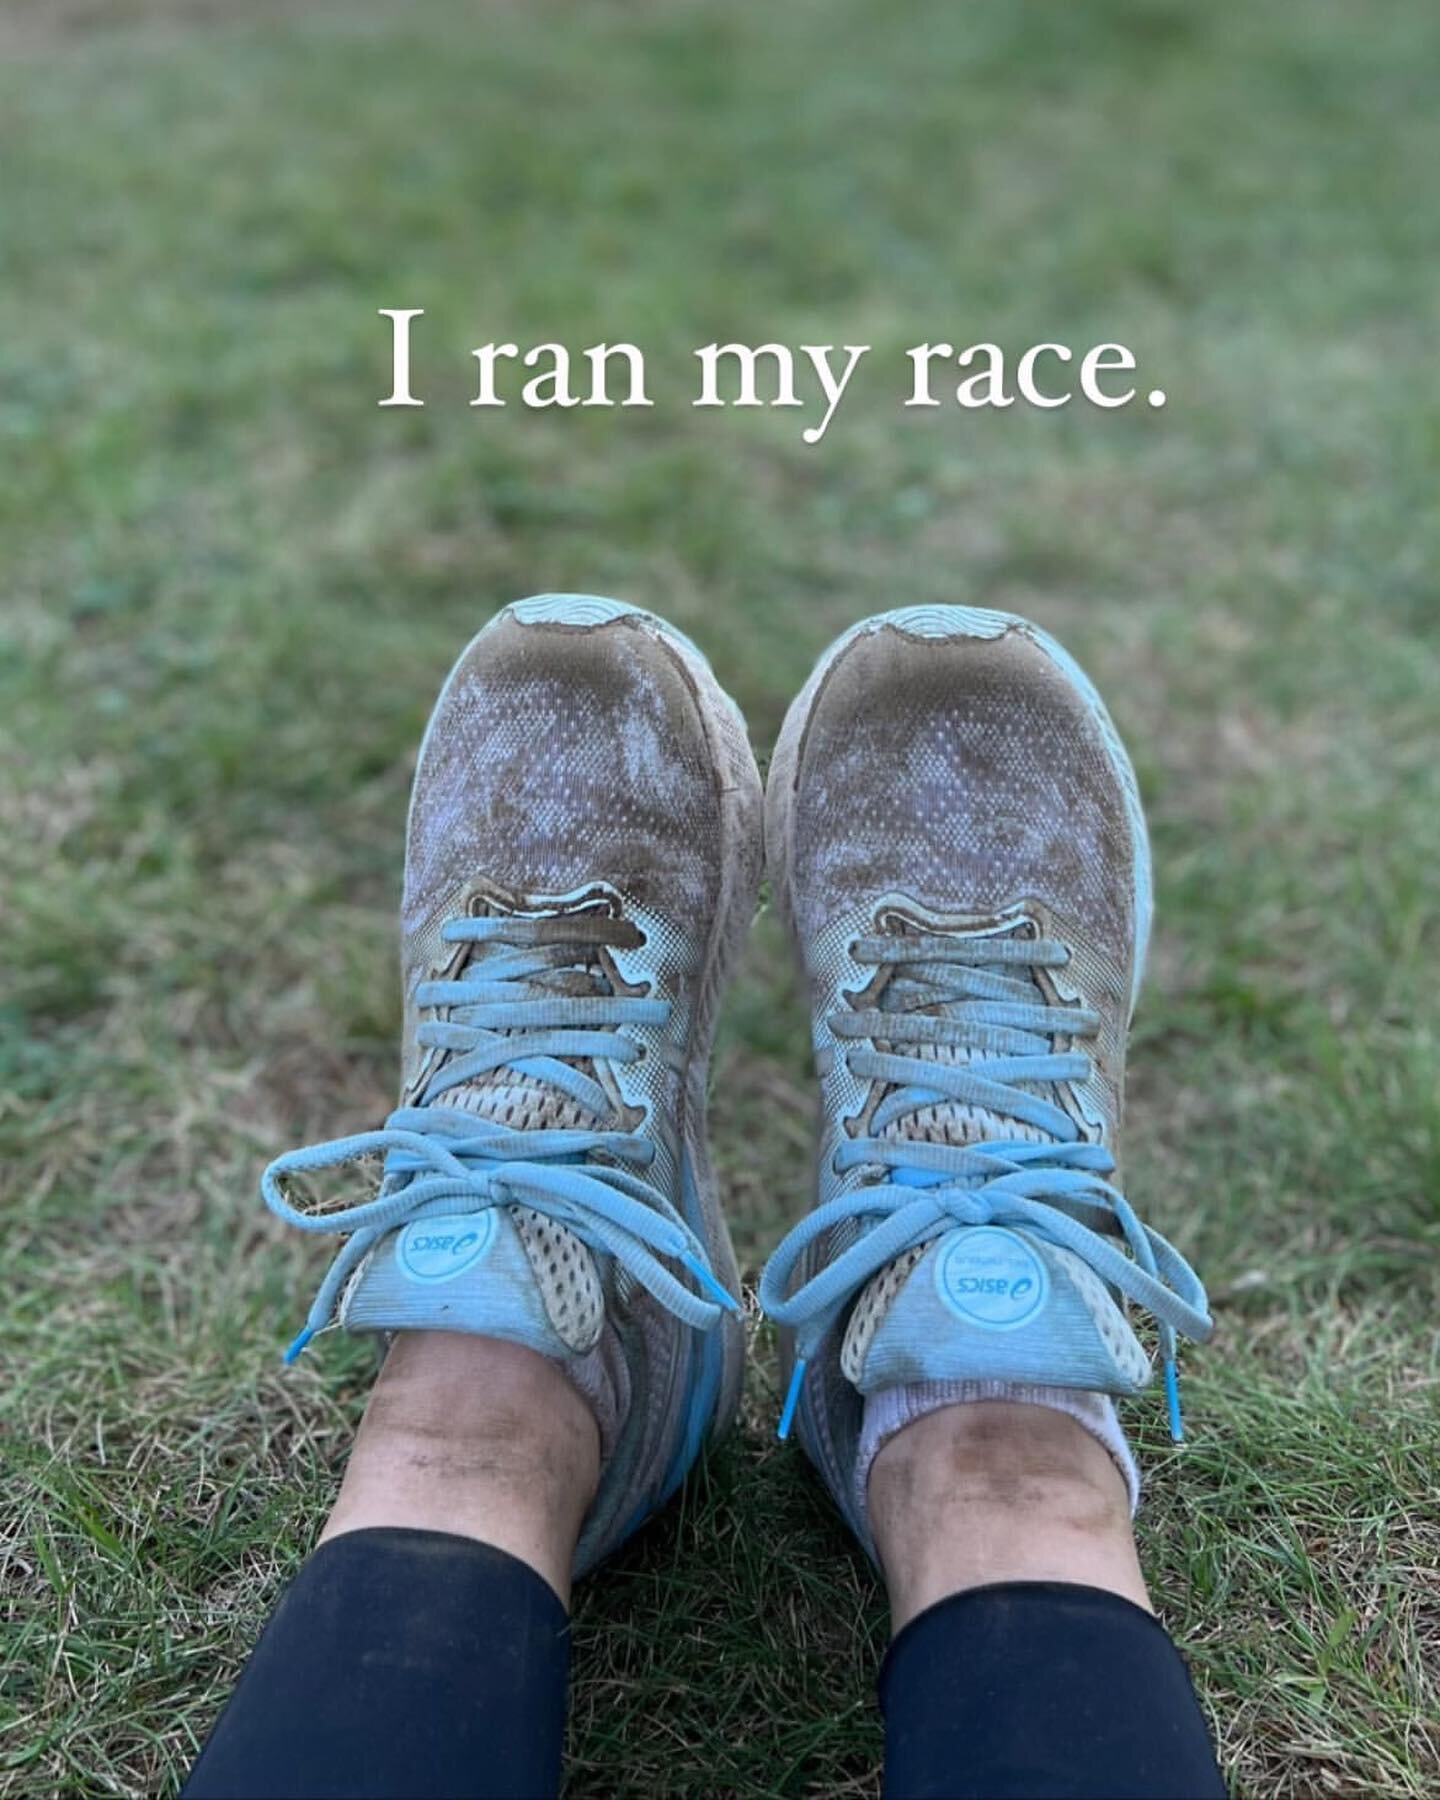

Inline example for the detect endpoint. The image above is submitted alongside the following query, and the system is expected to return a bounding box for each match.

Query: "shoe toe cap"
[403,599,725,933]
[789,616,1140,965]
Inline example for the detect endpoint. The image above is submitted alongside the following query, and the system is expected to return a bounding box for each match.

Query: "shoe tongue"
[378,925,616,1345]
[870,928,1053,1157]
[876,1041,1054,1155]
[439,950,611,1133]
[849,936,1108,1382]
[840,1225,1153,1398]
[445,1071,607,1133]
[341,1202,606,1357]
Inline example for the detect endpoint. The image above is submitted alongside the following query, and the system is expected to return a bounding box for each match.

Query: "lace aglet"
[1163,1356,1184,1443]
[283,1324,317,1366]
[778,1356,807,1441]
[683,1253,741,1316]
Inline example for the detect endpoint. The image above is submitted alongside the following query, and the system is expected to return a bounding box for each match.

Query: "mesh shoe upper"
[403,605,727,945]
[788,619,1142,971]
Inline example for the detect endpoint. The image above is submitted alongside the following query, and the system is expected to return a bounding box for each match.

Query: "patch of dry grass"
[3,0,1439,1794]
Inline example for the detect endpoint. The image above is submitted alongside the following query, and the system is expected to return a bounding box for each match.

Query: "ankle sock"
[856,1380,1141,1535]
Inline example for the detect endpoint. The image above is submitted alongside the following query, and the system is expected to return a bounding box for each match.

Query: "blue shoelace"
[264,913,738,1359]
[759,929,1212,1440]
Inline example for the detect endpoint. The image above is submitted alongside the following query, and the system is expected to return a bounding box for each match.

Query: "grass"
[2,0,1439,1793]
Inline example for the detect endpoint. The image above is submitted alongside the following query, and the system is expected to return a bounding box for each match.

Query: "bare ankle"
[320,1332,600,1605]
[869,1400,1149,1632]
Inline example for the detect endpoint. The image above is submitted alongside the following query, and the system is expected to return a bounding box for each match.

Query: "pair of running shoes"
[263,596,1212,1573]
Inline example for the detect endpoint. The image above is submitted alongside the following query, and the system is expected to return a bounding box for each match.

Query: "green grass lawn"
[3,1,1439,1793]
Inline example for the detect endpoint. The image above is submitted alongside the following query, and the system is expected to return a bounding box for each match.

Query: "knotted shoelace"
[759,930,1211,1439]
[264,913,737,1360]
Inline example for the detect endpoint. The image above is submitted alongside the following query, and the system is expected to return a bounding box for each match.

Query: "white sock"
[855,1379,1141,1535]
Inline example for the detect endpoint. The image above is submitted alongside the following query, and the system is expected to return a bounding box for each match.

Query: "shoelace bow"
[759,929,1212,1441]
[264,913,737,1360]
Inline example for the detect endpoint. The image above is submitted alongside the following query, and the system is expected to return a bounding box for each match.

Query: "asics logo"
[396,1214,495,1283]
[408,1231,479,1256]
[951,1275,1034,1300]
[936,1228,1048,1331]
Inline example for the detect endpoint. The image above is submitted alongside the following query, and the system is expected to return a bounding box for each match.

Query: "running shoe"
[759,605,1211,1547]
[263,595,763,1573]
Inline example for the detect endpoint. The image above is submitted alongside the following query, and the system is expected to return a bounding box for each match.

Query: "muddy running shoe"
[262,595,762,1573]
[759,605,1211,1550]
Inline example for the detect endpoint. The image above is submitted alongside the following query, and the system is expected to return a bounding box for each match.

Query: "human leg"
[184,1336,591,1800]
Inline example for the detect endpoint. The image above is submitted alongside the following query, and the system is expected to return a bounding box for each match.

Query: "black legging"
[183,1528,1224,1799]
